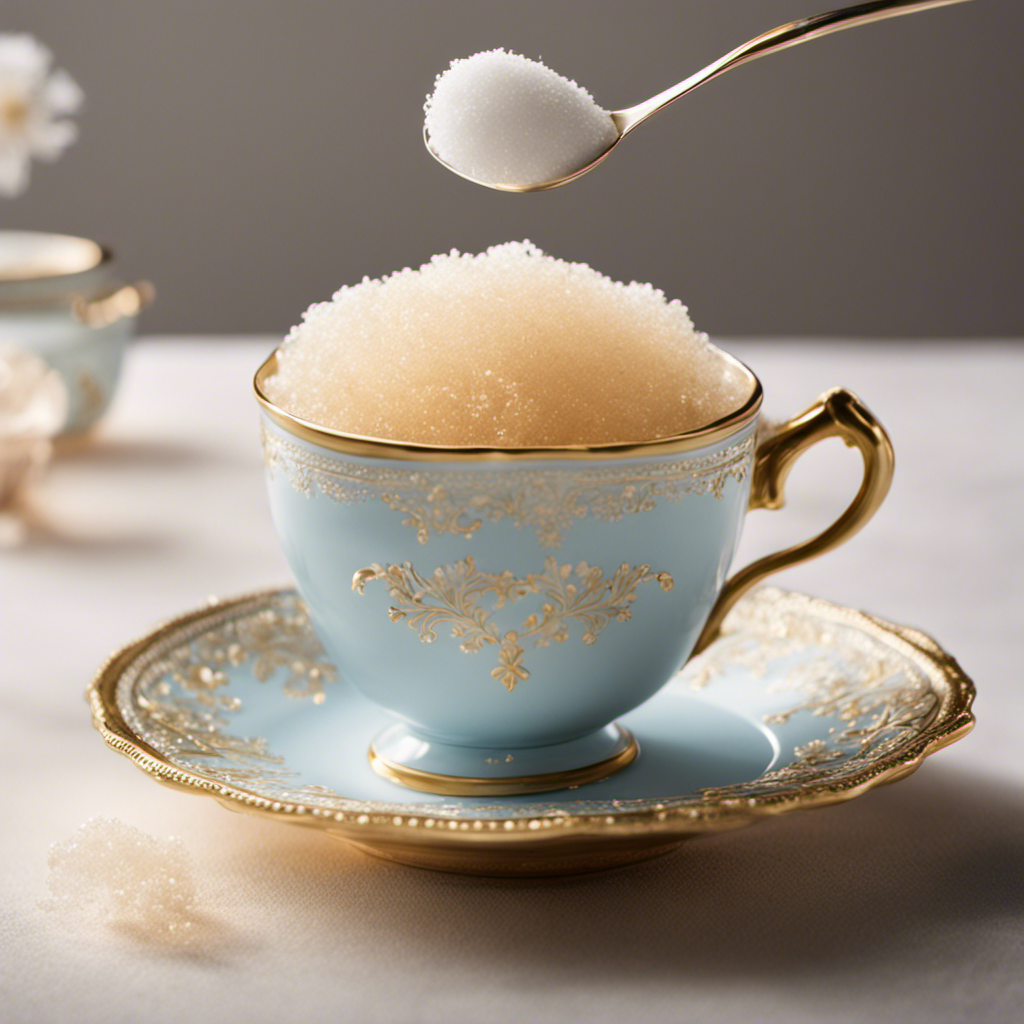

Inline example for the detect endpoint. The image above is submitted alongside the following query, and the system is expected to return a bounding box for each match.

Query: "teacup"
[0,231,152,434]
[255,348,893,796]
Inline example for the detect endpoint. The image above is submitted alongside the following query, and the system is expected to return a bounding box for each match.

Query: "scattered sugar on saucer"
[424,49,619,186]
[265,241,752,447]
[44,818,199,945]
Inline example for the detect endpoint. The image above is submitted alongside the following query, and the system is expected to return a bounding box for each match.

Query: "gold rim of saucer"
[253,349,763,462]
[368,726,639,797]
[86,587,976,875]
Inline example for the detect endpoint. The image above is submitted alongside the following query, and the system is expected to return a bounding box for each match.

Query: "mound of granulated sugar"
[424,50,619,186]
[45,818,199,945]
[265,242,752,447]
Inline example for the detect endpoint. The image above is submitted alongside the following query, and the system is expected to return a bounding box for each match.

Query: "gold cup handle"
[71,281,155,329]
[693,387,895,654]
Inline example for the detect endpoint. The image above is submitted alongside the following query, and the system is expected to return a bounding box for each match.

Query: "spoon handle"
[612,0,975,135]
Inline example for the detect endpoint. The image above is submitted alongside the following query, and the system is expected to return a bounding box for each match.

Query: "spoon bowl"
[422,125,622,193]
[425,0,973,192]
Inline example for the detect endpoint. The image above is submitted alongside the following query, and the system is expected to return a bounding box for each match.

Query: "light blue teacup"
[255,349,893,796]
[0,231,152,434]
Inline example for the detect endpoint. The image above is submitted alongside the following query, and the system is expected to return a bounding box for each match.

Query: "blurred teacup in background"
[0,230,152,435]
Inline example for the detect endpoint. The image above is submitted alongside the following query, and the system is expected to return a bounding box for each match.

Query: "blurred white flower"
[0,342,67,509]
[0,34,83,198]
[0,342,66,437]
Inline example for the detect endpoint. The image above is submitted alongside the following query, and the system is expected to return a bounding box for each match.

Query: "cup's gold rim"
[0,230,113,285]
[253,346,763,462]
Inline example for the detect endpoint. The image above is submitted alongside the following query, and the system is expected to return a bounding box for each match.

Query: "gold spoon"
[425,0,975,192]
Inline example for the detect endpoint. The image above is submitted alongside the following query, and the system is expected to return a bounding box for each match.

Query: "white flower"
[0,342,68,439]
[0,34,83,198]
[0,342,67,510]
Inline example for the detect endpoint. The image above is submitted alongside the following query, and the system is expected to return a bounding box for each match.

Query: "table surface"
[3,337,1022,1024]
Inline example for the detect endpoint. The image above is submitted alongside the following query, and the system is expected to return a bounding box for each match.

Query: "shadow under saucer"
[214,764,1024,985]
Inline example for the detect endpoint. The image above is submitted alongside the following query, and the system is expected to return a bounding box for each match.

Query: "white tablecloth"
[3,337,1022,1024]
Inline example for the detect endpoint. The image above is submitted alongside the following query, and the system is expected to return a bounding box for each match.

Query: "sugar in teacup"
[264,241,752,447]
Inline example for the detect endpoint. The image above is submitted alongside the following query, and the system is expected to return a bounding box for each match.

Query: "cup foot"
[368,722,638,797]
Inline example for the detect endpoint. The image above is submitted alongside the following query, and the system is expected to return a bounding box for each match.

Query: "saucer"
[89,587,974,876]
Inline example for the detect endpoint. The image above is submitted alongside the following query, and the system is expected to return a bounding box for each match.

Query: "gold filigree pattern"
[77,369,106,420]
[116,595,342,801]
[688,590,941,803]
[162,600,338,704]
[353,556,674,691]
[262,424,754,548]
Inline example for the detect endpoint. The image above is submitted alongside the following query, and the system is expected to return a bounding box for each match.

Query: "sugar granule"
[266,241,752,447]
[424,49,619,186]
[45,818,199,945]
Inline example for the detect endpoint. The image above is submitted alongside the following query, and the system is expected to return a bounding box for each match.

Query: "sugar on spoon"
[424,0,975,192]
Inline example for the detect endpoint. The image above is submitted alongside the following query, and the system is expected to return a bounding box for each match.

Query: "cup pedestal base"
[368,722,638,797]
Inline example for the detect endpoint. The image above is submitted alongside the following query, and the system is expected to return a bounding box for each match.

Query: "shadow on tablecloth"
[217,763,1024,983]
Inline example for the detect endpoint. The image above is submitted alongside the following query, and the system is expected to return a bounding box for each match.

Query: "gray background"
[4,0,1020,337]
